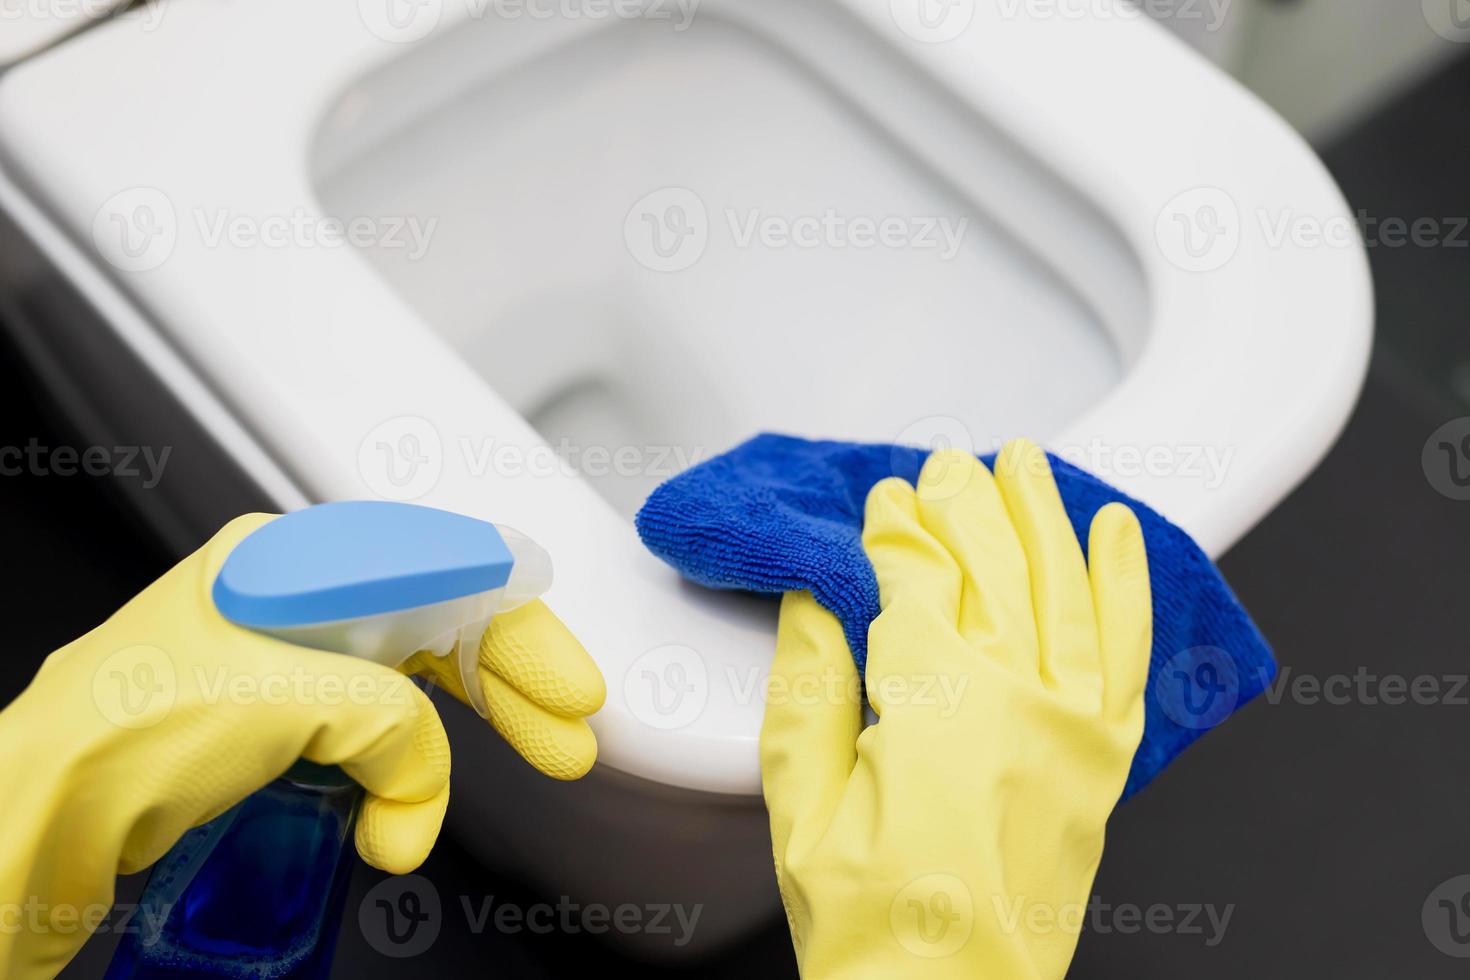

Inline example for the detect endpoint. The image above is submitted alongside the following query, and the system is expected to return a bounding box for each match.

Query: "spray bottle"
[105,501,551,979]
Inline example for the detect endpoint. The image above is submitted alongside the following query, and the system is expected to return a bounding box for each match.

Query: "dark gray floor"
[8,49,1470,980]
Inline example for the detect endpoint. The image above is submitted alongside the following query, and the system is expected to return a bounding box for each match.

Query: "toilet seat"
[0,0,1371,795]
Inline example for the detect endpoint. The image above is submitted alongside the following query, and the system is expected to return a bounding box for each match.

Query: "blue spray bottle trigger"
[212,500,553,718]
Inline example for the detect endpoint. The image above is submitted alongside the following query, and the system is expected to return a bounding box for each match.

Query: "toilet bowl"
[0,0,1370,958]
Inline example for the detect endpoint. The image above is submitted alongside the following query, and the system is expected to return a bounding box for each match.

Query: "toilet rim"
[0,0,1371,793]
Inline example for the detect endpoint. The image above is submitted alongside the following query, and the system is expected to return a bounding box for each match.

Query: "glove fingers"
[481,600,606,718]
[483,669,598,780]
[760,592,863,859]
[299,666,451,805]
[863,478,961,621]
[1087,503,1152,729]
[864,478,974,705]
[993,439,1103,705]
[914,449,1040,675]
[356,781,450,875]
[398,649,468,703]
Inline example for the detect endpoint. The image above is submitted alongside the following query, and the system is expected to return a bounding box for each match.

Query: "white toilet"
[0,0,1370,958]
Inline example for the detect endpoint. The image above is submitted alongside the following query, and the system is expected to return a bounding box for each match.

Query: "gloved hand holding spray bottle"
[0,502,604,980]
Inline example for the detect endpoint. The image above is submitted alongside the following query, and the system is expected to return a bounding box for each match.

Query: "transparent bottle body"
[106,763,360,980]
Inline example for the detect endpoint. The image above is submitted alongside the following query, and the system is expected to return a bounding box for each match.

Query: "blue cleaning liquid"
[106,764,361,980]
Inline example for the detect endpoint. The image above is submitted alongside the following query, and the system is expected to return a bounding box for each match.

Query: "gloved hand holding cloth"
[761,441,1151,978]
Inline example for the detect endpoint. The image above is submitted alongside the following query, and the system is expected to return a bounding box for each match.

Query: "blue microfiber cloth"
[635,433,1274,799]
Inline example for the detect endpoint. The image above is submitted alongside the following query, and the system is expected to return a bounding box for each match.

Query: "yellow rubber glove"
[402,597,605,782]
[0,513,603,979]
[761,440,1152,980]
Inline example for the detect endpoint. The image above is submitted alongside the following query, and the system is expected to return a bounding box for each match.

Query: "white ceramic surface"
[0,0,132,66]
[0,0,1371,955]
